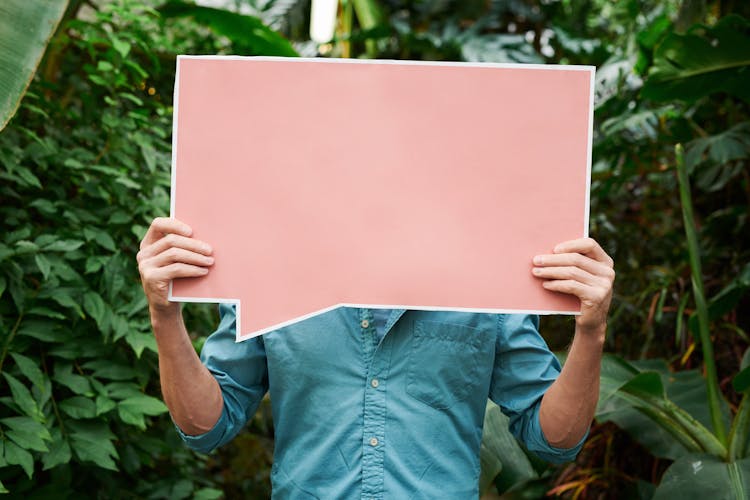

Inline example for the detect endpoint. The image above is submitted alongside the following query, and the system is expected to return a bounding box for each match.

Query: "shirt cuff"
[173,406,229,454]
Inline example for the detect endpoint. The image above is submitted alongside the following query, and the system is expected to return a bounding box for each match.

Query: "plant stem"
[0,311,25,375]
[675,143,728,446]
[728,392,750,460]
[340,0,353,58]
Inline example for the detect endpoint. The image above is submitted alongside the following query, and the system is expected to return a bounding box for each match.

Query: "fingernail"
[532,267,541,275]
[206,257,214,265]
[533,256,542,265]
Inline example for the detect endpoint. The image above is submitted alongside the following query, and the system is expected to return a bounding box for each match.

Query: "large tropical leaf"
[479,401,538,495]
[0,0,69,131]
[654,454,750,500]
[683,121,750,191]
[159,0,298,57]
[597,355,730,460]
[642,15,750,102]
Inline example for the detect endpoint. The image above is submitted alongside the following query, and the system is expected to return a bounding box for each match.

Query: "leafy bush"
[0,1,224,496]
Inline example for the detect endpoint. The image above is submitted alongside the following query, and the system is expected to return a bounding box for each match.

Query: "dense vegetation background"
[0,0,748,497]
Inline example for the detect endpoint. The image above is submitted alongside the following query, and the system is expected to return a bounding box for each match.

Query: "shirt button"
[369,437,379,447]
[370,379,379,388]
[361,319,369,328]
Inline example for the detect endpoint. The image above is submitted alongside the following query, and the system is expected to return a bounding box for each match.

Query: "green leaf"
[2,416,51,452]
[597,355,730,460]
[193,488,223,500]
[685,122,750,170]
[735,366,750,394]
[0,0,69,130]
[110,313,129,341]
[120,394,168,416]
[3,373,41,420]
[701,262,750,325]
[109,34,131,58]
[95,395,116,416]
[43,239,84,252]
[15,166,42,188]
[0,275,6,299]
[83,227,116,252]
[461,34,544,64]
[17,319,66,342]
[97,60,114,72]
[83,291,107,329]
[125,331,157,358]
[0,479,7,494]
[159,1,299,57]
[479,401,537,495]
[59,396,97,419]
[41,431,72,470]
[10,352,46,391]
[26,306,66,320]
[643,15,750,102]
[4,439,34,478]
[118,394,168,429]
[82,360,136,380]
[104,382,144,400]
[85,255,108,274]
[49,291,84,318]
[53,369,92,396]
[654,454,750,499]
[67,420,119,471]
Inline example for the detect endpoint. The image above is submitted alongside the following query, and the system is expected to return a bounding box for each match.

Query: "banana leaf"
[654,454,750,500]
[597,354,730,460]
[0,0,69,130]
[479,401,538,495]
[642,15,750,102]
[160,0,298,57]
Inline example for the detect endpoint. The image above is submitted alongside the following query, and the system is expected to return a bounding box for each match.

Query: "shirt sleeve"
[488,314,587,464]
[175,303,269,453]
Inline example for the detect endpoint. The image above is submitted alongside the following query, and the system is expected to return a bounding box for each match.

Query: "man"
[138,217,614,498]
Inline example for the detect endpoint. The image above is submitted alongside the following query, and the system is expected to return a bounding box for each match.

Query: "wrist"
[575,320,607,345]
[149,302,182,328]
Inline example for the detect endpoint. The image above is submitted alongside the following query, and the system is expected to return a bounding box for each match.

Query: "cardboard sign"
[169,56,594,340]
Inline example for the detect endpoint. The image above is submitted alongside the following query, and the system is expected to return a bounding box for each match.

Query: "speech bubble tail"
[235,301,344,342]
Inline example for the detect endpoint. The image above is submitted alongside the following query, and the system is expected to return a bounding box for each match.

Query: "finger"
[552,238,613,267]
[138,233,212,262]
[532,265,599,286]
[146,263,210,283]
[143,247,215,270]
[140,217,193,249]
[532,253,615,280]
[542,279,611,306]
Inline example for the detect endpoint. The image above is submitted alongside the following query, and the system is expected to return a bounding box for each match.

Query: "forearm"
[539,324,605,448]
[151,305,224,435]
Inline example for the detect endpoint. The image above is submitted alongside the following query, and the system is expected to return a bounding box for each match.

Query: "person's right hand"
[137,217,214,314]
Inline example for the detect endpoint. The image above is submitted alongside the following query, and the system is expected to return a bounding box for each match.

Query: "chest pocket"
[406,320,493,410]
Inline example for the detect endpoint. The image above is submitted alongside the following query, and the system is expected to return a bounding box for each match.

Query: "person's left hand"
[532,238,615,335]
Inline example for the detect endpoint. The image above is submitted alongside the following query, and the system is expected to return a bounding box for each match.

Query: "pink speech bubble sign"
[169,56,594,341]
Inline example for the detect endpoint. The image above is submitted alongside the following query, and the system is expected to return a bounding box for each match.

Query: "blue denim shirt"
[178,304,584,499]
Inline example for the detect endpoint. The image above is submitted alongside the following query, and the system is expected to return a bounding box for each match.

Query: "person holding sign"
[137,216,614,498]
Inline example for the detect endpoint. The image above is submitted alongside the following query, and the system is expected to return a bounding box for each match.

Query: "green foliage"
[654,454,750,499]
[642,15,750,103]
[0,0,263,495]
[2,0,749,496]
[160,0,300,56]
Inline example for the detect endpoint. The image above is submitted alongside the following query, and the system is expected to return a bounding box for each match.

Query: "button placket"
[360,308,392,499]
